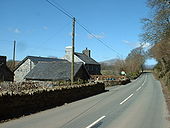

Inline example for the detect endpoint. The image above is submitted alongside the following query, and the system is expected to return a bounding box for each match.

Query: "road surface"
[0,73,169,128]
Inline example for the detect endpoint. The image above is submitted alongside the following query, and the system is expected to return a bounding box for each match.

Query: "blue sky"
[0,0,157,65]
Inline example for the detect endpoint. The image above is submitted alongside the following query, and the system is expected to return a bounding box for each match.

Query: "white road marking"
[141,78,146,87]
[136,86,142,91]
[136,75,147,91]
[85,116,106,128]
[142,75,147,86]
[141,81,145,87]
[120,94,134,105]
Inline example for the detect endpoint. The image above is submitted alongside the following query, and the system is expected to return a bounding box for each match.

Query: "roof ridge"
[74,52,99,65]
[14,56,67,71]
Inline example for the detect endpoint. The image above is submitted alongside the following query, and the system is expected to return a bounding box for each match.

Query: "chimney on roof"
[65,46,72,55]
[0,56,6,65]
[82,48,91,57]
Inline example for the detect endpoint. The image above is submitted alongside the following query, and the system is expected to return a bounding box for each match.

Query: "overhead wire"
[45,0,122,57]
[46,0,73,19]
[76,21,122,57]
[51,0,74,18]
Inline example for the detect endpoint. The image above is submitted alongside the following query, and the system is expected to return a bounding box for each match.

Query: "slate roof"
[25,61,85,81]
[14,56,66,71]
[27,56,64,63]
[74,52,99,65]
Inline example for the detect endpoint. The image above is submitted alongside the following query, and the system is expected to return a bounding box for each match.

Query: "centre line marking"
[85,116,106,128]
[120,94,133,105]
[142,75,147,86]
[141,81,145,86]
[136,86,142,91]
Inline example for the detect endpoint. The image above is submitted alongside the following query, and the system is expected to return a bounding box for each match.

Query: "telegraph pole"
[13,40,16,71]
[71,17,75,85]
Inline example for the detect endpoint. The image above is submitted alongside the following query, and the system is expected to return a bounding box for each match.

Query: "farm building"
[0,56,14,81]
[14,56,66,82]
[25,61,90,81]
[63,46,101,75]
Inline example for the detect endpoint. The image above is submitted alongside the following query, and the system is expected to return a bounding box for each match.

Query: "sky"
[0,0,157,65]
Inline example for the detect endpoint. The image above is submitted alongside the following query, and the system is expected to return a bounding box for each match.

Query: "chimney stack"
[65,46,72,55]
[82,48,91,57]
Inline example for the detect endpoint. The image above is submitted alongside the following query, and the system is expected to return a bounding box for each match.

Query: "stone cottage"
[63,46,101,75]
[25,61,90,81]
[14,56,66,82]
[0,56,14,81]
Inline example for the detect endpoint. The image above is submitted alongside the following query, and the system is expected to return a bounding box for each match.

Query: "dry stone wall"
[0,83,105,121]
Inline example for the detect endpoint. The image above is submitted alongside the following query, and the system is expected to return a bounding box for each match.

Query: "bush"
[127,72,140,79]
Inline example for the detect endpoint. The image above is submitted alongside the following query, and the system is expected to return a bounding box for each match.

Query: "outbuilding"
[0,56,14,81]
[25,61,90,81]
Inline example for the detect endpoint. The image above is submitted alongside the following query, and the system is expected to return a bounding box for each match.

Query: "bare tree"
[141,0,170,43]
[141,0,170,85]
[125,47,146,78]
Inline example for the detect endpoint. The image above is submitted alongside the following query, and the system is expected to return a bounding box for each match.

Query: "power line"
[51,0,74,18]
[45,0,122,57]
[76,21,122,57]
[46,0,73,19]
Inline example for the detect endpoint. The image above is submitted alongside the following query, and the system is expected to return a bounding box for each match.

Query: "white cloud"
[140,42,151,48]
[14,28,21,33]
[43,26,48,30]
[122,40,151,48]
[88,33,104,39]
[8,28,21,34]
[122,40,139,47]
[122,40,131,44]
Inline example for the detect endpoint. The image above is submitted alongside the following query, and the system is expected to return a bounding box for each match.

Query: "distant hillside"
[100,59,117,65]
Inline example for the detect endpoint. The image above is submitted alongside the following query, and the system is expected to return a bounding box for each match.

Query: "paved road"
[0,73,169,128]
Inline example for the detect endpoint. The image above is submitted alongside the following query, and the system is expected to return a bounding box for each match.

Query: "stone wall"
[0,83,105,121]
[103,79,131,87]
[14,59,35,82]
[91,75,131,86]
